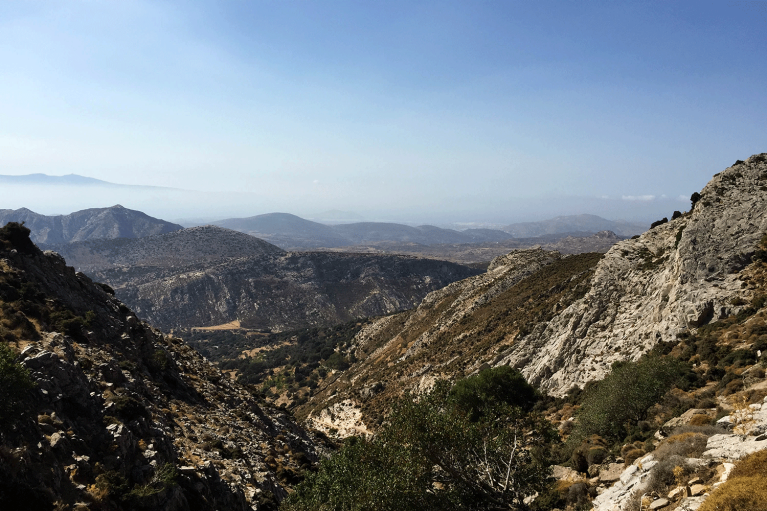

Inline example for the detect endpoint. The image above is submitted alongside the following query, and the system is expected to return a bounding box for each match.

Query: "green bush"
[0,342,36,430]
[282,373,555,511]
[570,355,689,443]
[448,366,538,421]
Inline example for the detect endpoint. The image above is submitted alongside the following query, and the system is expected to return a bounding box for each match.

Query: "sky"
[1,1,766,224]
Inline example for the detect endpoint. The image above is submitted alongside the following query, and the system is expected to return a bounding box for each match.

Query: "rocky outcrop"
[592,396,767,511]
[0,224,324,510]
[499,153,767,395]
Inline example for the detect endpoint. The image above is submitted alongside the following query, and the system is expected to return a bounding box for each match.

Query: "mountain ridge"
[0,205,183,245]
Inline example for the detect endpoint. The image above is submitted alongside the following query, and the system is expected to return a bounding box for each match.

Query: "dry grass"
[653,432,709,460]
[699,450,767,511]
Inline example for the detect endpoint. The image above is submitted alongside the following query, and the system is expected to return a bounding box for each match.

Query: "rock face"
[50,226,481,331]
[500,154,767,395]
[0,224,323,510]
[0,204,183,245]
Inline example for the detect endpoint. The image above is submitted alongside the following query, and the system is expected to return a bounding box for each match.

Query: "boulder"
[598,463,625,483]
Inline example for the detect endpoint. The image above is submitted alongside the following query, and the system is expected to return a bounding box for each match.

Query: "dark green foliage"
[671,211,683,220]
[111,394,149,422]
[0,222,37,254]
[449,366,538,421]
[282,374,555,511]
[0,342,36,430]
[650,218,668,229]
[187,319,367,389]
[570,355,690,443]
[690,192,701,209]
[148,349,171,374]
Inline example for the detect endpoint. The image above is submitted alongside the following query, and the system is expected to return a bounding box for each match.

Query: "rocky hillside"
[296,154,767,436]
[50,226,481,332]
[0,222,325,510]
[0,205,183,245]
[49,225,285,272]
[105,251,480,332]
[504,154,767,395]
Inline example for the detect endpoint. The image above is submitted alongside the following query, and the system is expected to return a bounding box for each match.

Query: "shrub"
[650,218,669,229]
[0,222,36,253]
[644,455,691,495]
[671,211,683,220]
[0,342,36,429]
[699,450,767,511]
[691,192,701,209]
[653,432,708,459]
[449,366,538,420]
[689,414,712,426]
[111,395,149,422]
[624,448,644,465]
[571,355,690,443]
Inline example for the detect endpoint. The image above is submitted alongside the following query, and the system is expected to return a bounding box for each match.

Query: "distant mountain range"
[0,205,183,245]
[212,212,645,250]
[503,214,646,237]
[213,213,515,249]
[0,173,173,189]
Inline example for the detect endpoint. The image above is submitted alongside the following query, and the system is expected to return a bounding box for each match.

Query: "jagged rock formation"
[502,154,767,395]
[299,154,767,434]
[0,224,323,510]
[49,226,481,331]
[0,205,183,245]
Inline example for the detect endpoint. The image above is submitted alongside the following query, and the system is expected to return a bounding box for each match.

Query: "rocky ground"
[0,223,327,510]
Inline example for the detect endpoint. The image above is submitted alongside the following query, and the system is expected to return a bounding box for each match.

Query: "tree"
[449,365,538,421]
[0,342,36,430]
[282,369,555,511]
[570,355,689,443]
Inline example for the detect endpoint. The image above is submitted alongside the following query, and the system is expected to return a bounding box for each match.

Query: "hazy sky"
[1,1,765,223]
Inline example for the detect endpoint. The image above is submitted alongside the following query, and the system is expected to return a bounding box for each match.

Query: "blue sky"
[1,1,765,223]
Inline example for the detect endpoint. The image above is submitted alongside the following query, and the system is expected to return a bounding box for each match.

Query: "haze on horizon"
[1,1,765,225]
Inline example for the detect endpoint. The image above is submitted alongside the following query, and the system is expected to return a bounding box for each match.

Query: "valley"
[0,154,766,511]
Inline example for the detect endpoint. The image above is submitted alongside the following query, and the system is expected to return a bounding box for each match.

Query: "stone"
[716,462,736,482]
[690,484,707,496]
[704,433,767,460]
[688,477,703,485]
[551,465,583,483]
[49,432,67,449]
[668,486,690,500]
[649,498,669,510]
[599,463,625,483]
